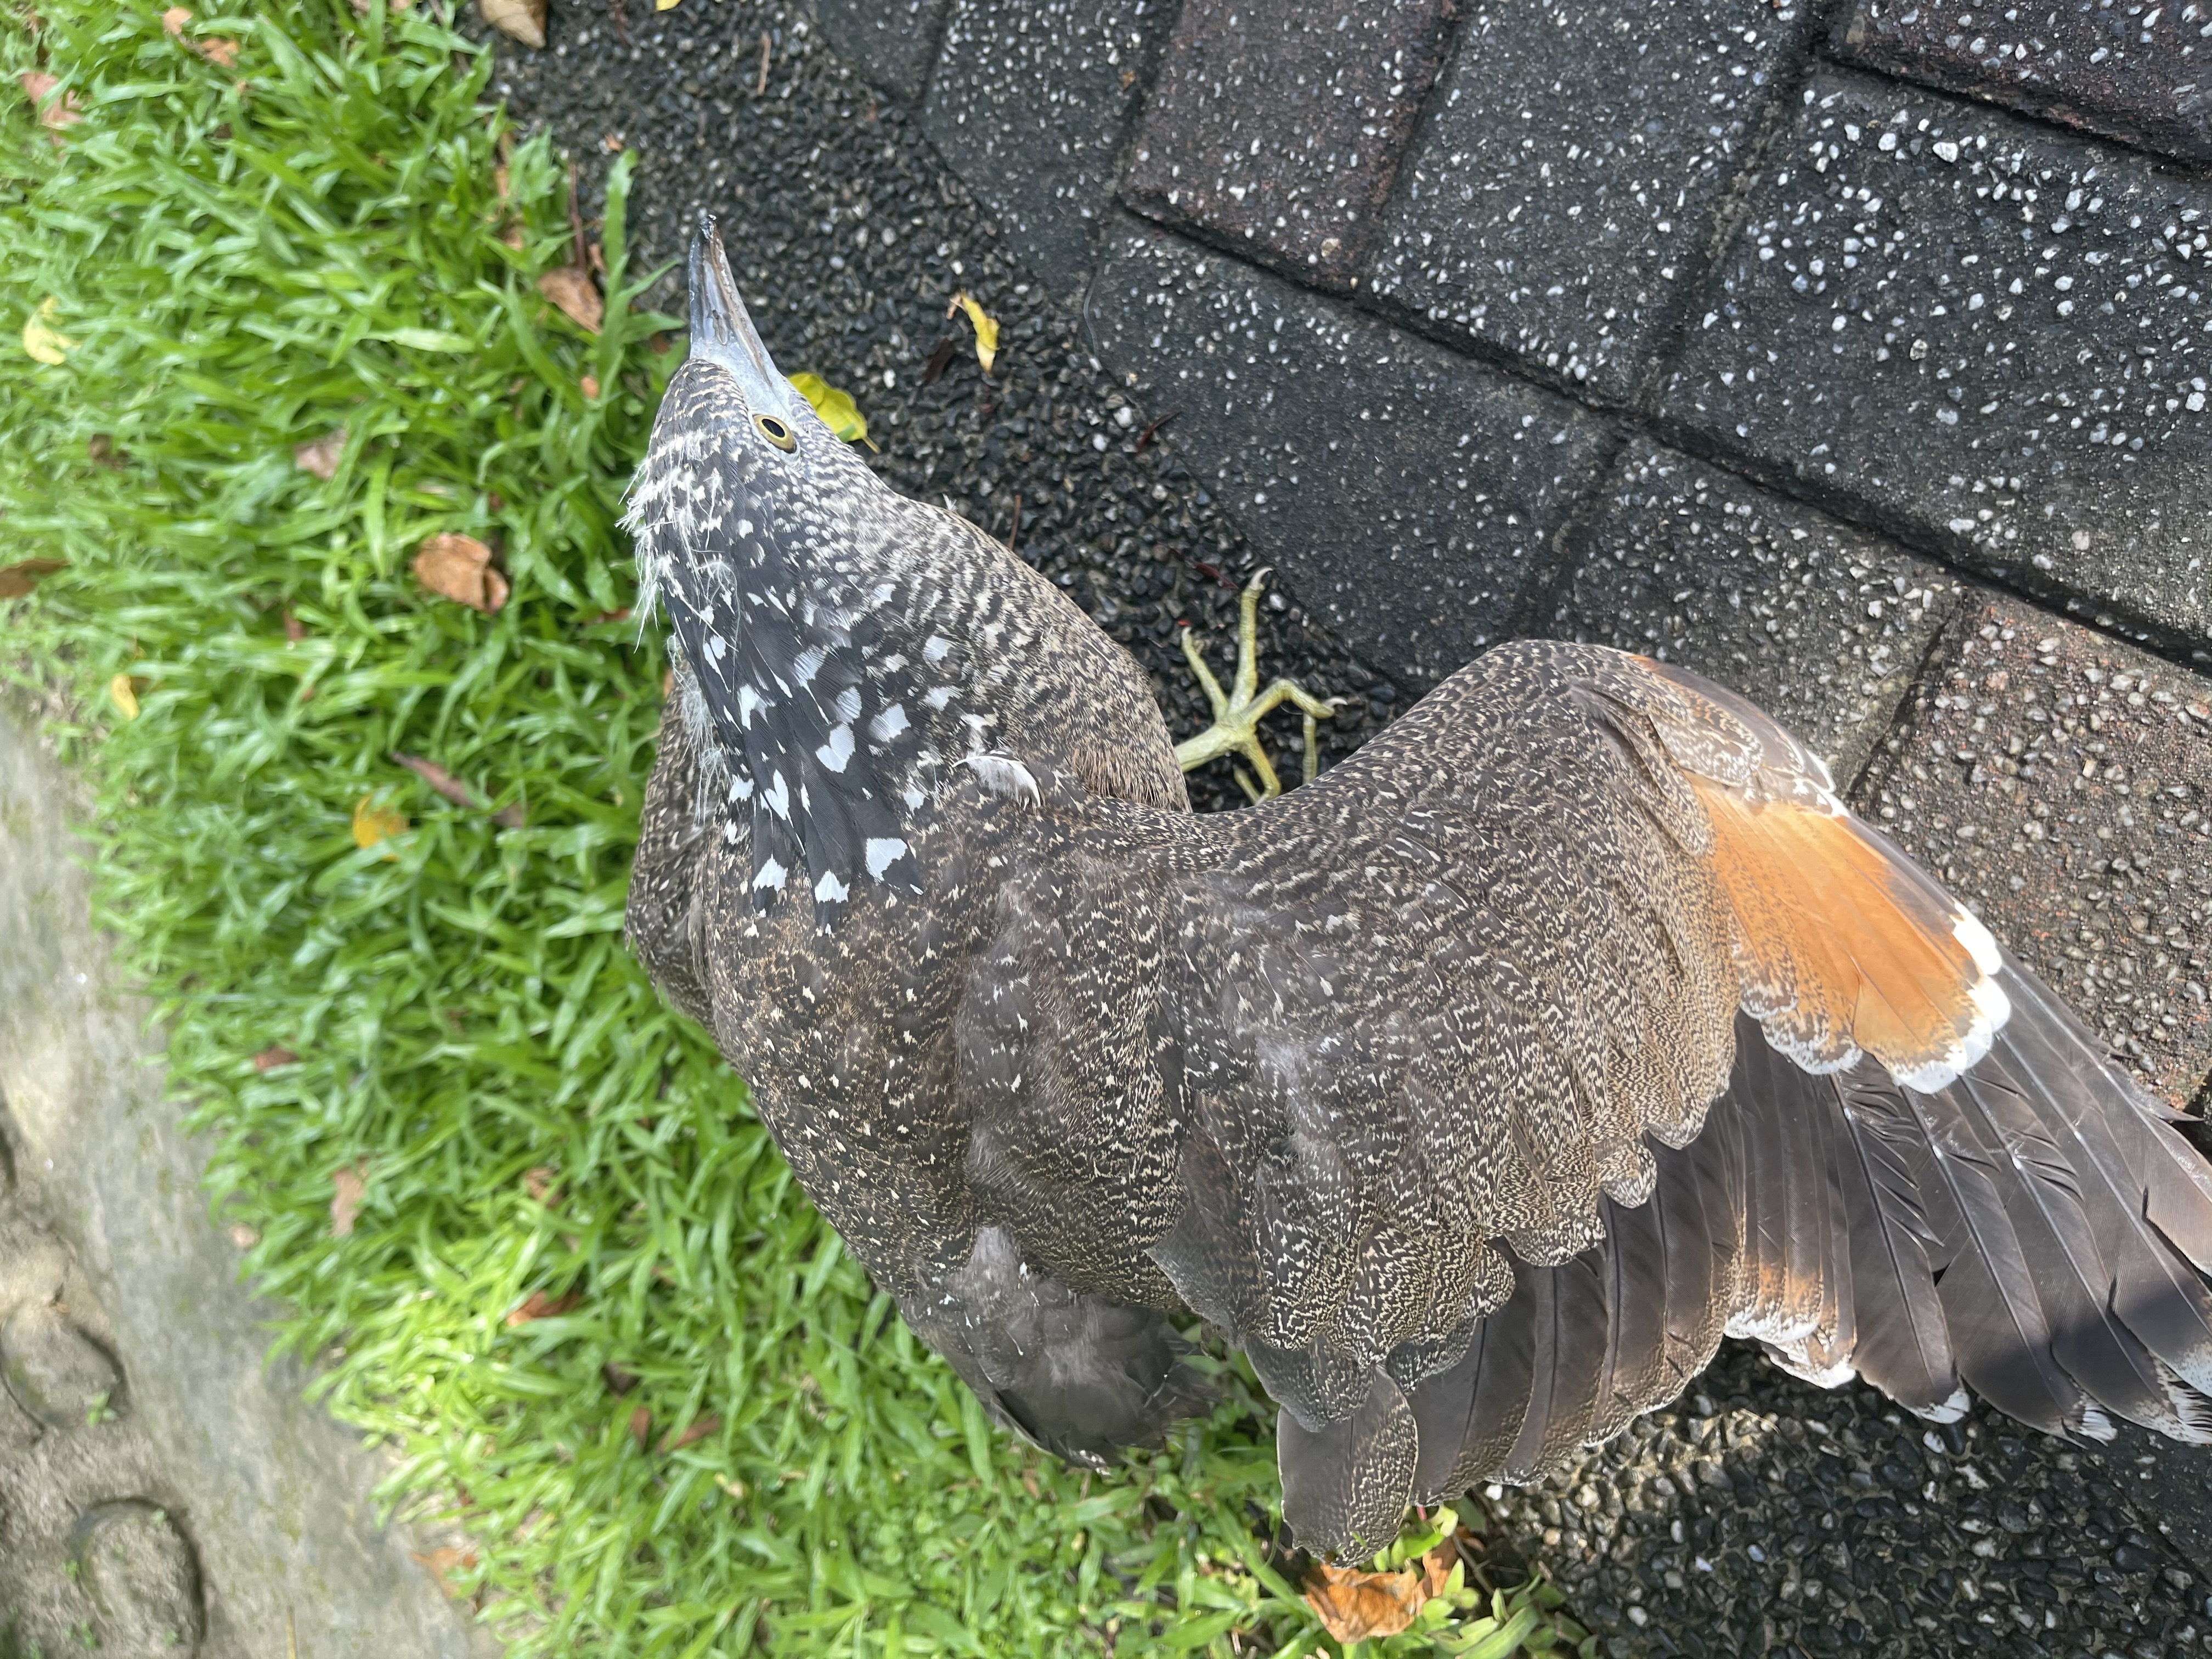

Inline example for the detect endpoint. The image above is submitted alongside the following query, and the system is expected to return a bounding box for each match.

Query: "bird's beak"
[688,212,800,425]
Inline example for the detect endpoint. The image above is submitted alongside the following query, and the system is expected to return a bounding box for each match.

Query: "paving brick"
[1086,217,1611,690]
[815,0,949,104]
[1552,438,1966,787]
[1661,68,2212,650]
[1120,0,1457,290]
[1851,596,2212,1107]
[920,0,1173,294]
[1837,0,2212,165]
[1366,0,1802,404]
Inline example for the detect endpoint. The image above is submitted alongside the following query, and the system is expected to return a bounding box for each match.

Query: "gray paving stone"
[1121,0,1456,290]
[0,703,495,1659]
[919,0,1175,294]
[814,0,948,105]
[1551,437,1965,787]
[1367,0,1802,404]
[1836,0,2212,165]
[1851,595,2212,1108]
[1085,217,1612,690]
[1661,68,2212,648]
[1,1297,125,1431]
[70,1501,206,1659]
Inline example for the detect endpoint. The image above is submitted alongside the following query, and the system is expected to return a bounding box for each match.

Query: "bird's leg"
[1173,570,1339,802]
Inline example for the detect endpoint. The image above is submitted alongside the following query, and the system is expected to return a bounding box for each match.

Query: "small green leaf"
[373,327,472,352]
[789,372,871,447]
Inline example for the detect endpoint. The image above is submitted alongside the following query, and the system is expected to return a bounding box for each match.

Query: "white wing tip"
[1912,1387,1972,1425]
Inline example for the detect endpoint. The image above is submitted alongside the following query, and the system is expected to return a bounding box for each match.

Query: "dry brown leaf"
[330,1163,369,1237]
[88,432,126,468]
[352,794,407,851]
[523,1165,558,1204]
[478,0,544,48]
[537,266,602,334]
[293,428,345,479]
[602,1361,638,1395]
[658,1415,719,1452]
[409,1546,478,1599]
[160,10,238,67]
[411,532,507,613]
[505,1289,580,1327]
[1419,1539,1459,1600]
[393,750,483,810]
[0,557,65,599]
[280,602,306,644]
[19,71,81,129]
[580,373,600,400]
[1302,1560,1425,1645]
[628,1404,652,1449]
[252,1046,298,1071]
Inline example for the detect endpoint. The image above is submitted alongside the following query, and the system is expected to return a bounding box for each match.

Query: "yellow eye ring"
[754,413,795,451]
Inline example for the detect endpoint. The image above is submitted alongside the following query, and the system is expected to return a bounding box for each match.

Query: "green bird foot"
[1173,570,1341,802]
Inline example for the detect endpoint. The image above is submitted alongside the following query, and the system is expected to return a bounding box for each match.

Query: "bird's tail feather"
[1280,965,2212,1550]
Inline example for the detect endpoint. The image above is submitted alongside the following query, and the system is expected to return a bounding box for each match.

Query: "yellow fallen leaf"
[656,0,682,9]
[22,298,74,365]
[412,532,509,613]
[537,267,602,334]
[478,0,544,48]
[352,794,408,852]
[107,673,140,720]
[789,373,871,447]
[948,291,998,375]
[331,1162,370,1235]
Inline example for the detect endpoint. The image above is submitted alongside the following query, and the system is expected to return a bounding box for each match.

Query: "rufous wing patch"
[1686,778,2009,1092]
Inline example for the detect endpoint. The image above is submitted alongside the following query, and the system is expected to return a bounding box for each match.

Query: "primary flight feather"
[623,217,2212,1556]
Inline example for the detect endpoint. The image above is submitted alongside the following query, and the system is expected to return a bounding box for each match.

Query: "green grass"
[0,6,1592,1654]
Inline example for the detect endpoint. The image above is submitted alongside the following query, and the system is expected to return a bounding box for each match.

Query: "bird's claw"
[1172,570,1339,802]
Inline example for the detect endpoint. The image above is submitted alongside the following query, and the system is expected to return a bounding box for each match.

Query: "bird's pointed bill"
[687,213,799,425]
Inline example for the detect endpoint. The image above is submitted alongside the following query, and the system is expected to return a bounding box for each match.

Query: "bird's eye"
[754,414,795,452]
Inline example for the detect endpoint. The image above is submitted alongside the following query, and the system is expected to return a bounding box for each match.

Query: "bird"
[623,215,2212,1560]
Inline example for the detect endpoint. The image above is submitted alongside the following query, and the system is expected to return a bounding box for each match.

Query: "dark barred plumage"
[625,218,2212,1558]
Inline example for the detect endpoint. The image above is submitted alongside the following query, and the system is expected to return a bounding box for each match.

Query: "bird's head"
[682,213,809,456]
[623,215,928,924]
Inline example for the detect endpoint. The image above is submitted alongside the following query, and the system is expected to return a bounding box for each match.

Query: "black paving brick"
[814,0,948,105]
[1085,217,1612,691]
[1367,0,1804,404]
[1121,0,1456,290]
[1662,69,2212,649]
[1552,438,1965,787]
[1852,594,2212,1108]
[1836,0,2212,165]
[919,0,1174,295]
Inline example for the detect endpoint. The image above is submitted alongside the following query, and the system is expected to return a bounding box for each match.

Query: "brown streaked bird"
[624,217,2212,1558]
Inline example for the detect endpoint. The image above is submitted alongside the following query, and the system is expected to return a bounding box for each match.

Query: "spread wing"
[954,641,2212,1553]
